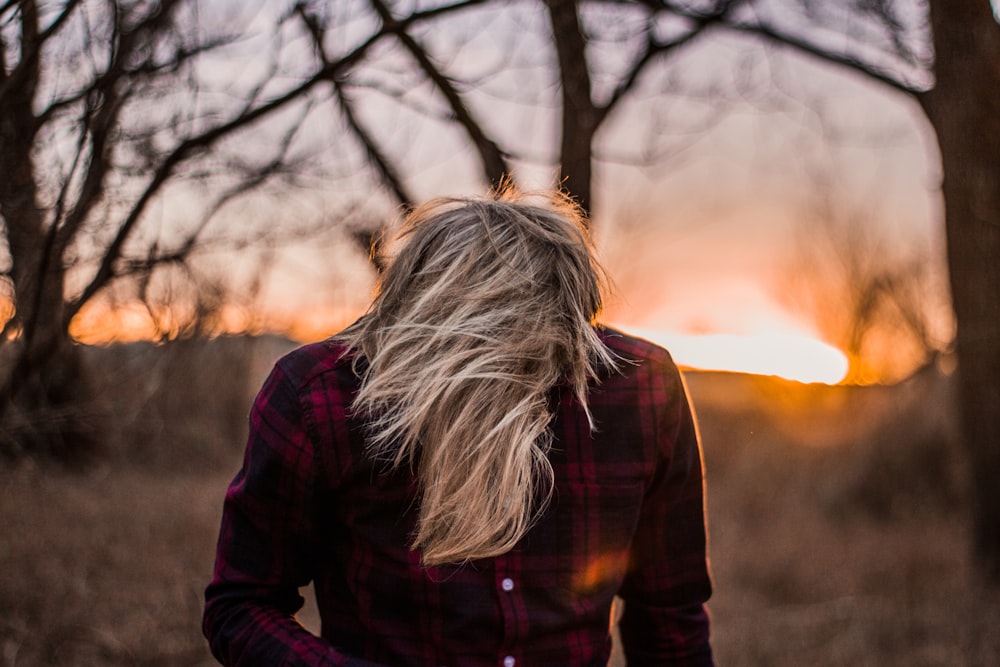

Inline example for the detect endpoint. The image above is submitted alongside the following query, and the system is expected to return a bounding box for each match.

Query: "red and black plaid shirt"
[204,326,713,666]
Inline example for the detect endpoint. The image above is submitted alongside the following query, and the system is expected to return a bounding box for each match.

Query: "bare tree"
[592,0,999,583]
[0,0,736,462]
[0,0,485,459]
[780,164,950,385]
[329,0,1000,582]
[3,0,998,579]
[663,0,1000,583]
[919,0,1000,582]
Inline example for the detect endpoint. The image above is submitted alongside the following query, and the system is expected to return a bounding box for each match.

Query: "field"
[1,336,998,666]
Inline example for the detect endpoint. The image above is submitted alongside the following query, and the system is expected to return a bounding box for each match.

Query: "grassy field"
[1,338,998,666]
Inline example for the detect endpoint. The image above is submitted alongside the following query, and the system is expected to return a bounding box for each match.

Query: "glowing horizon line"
[61,301,849,384]
[622,327,849,385]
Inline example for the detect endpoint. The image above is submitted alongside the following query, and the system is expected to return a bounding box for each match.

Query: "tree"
[0,0,488,459]
[301,0,1000,582]
[776,167,953,384]
[4,0,998,579]
[0,0,732,459]
[919,0,1000,581]
[616,0,1000,582]
[671,0,1000,583]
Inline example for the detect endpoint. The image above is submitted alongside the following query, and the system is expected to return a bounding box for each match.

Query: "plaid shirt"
[204,327,713,666]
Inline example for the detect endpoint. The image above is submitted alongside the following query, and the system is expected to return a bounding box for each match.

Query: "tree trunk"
[920,0,1000,582]
[545,0,598,216]
[1,334,99,465]
[0,180,99,463]
[0,0,99,463]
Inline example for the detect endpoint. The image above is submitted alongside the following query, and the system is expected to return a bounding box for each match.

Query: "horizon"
[62,298,862,386]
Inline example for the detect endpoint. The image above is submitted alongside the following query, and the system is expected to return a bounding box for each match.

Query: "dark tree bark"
[0,0,97,461]
[545,0,599,215]
[920,0,1000,582]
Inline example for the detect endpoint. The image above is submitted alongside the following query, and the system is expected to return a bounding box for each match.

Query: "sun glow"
[66,300,359,346]
[61,300,848,384]
[625,327,849,385]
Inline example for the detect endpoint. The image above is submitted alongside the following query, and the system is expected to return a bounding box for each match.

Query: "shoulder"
[271,337,363,395]
[596,325,680,374]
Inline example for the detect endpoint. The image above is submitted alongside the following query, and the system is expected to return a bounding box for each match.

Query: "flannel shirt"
[203,326,713,666]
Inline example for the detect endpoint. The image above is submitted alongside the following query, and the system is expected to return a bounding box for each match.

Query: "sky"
[338,8,945,383]
[64,1,955,384]
[269,39,940,384]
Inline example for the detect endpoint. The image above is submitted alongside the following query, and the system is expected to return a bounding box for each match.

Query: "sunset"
[627,328,849,385]
[2,1,998,666]
[68,301,850,385]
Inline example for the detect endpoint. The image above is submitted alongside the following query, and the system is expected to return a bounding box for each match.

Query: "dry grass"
[1,338,998,666]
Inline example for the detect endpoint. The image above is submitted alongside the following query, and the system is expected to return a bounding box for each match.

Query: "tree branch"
[337,83,415,212]
[594,0,754,136]
[54,1,187,252]
[613,0,923,94]
[65,15,390,321]
[369,0,511,189]
[598,22,704,122]
[294,2,408,259]
[723,17,922,95]
[63,0,502,323]
[294,3,413,212]
[0,0,85,103]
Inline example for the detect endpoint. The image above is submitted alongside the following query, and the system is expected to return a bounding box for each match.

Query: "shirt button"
[503,657,515,667]
[500,577,514,592]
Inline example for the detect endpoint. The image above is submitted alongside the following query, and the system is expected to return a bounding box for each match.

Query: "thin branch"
[181,103,317,256]
[369,0,511,188]
[0,0,21,17]
[599,0,755,124]
[397,0,492,25]
[722,17,922,95]
[295,2,415,210]
[344,75,455,121]
[0,0,85,102]
[64,39,370,320]
[615,0,921,93]
[598,21,705,122]
[36,27,238,126]
[52,1,170,250]
[63,0,489,323]
[337,84,415,211]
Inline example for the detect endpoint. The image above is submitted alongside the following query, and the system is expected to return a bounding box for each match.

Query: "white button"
[503,657,515,667]
[500,577,514,592]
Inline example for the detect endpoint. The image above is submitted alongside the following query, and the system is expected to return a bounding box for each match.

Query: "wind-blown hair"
[339,190,616,566]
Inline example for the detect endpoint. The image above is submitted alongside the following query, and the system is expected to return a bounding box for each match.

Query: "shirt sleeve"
[617,360,714,667]
[203,362,384,667]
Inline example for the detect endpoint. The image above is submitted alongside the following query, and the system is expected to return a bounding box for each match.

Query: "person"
[203,190,714,666]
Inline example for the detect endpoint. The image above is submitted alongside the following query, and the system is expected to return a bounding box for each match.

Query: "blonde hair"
[339,189,615,566]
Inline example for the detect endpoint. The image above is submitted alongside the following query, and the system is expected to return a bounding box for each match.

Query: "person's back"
[203,191,714,666]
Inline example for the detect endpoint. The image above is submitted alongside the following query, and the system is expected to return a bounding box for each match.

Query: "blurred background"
[1,1,998,665]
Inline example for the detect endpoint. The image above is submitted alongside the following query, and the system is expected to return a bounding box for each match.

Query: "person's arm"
[617,359,714,666]
[203,362,380,667]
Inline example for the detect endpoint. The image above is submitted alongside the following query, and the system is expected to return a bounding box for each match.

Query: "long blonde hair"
[339,189,615,566]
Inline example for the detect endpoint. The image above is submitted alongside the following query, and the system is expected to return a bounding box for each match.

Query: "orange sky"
[65,293,850,385]
[11,22,952,388]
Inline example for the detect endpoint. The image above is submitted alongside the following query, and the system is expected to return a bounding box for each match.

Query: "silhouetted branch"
[721,19,923,95]
[0,0,84,102]
[599,21,704,122]
[369,0,511,189]
[337,84,416,212]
